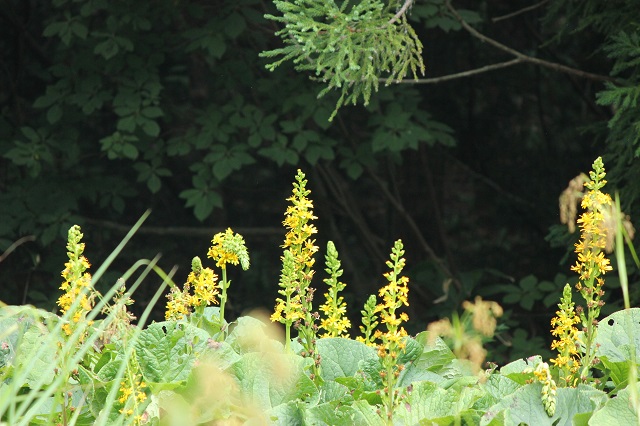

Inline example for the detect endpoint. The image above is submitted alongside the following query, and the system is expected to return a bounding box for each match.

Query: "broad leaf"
[135,321,210,389]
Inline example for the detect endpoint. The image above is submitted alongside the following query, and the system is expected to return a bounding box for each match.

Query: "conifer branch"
[387,0,414,26]
[445,1,618,84]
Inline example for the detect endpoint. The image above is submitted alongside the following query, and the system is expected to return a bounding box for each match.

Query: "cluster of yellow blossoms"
[56,225,99,340]
[165,256,218,321]
[117,372,148,425]
[549,284,581,386]
[165,228,249,322]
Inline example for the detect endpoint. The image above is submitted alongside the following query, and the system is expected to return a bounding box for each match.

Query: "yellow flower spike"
[272,170,321,383]
[567,157,613,381]
[550,284,581,387]
[57,225,100,343]
[373,239,410,424]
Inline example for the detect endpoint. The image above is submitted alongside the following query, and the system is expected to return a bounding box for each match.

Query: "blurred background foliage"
[2,0,640,364]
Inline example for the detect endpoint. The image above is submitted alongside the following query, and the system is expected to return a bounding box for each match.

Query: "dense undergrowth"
[1,158,640,425]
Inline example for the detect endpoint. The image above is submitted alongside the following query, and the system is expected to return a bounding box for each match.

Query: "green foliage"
[261,0,425,120]
[3,170,640,425]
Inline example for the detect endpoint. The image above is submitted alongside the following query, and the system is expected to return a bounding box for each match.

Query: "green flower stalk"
[357,294,380,347]
[319,241,351,338]
[271,170,321,381]
[375,239,410,425]
[208,228,250,330]
[271,250,304,346]
[550,284,581,387]
[570,157,613,379]
[57,225,100,342]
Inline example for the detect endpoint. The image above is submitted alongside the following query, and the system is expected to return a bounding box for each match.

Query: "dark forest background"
[2,0,640,363]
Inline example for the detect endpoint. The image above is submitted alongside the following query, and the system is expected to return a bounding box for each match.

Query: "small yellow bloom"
[208,228,250,270]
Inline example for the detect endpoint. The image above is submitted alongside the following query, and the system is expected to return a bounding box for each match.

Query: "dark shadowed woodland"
[2,0,640,364]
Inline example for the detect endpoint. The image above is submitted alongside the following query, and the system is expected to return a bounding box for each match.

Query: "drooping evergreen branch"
[261,0,425,120]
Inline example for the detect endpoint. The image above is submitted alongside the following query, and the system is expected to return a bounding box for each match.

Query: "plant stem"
[219,267,228,335]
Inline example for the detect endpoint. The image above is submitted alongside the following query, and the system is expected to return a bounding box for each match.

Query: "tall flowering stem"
[319,241,351,338]
[55,225,101,420]
[57,225,100,342]
[208,228,250,332]
[375,239,410,425]
[571,157,613,379]
[271,170,321,381]
[549,284,581,387]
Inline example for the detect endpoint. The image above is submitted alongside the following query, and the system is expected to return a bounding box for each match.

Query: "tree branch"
[491,0,550,23]
[0,235,36,263]
[83,218,283,239]
[445,1,618,84]
[363,164,462,292]
[388,0,414,26]
[386,58,524,84]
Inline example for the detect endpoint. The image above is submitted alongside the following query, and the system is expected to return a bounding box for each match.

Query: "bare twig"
[83,218,282,239]
[363,164,462,292]
[492,0,550,23]
[445,1,618,84]
[388,0,414,25]
[0,235,36,263]
[386,58,524,84]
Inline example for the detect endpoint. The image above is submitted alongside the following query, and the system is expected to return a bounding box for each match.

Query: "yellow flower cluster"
[427,296,502,374]
[462,296,503,337]
[207,228,250,329]
[118,373,148,424]
[56,225,99,340]
[165,256,218,321]
[208,227,250,270]
[550,284,581,386]
[533,362,557,417]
